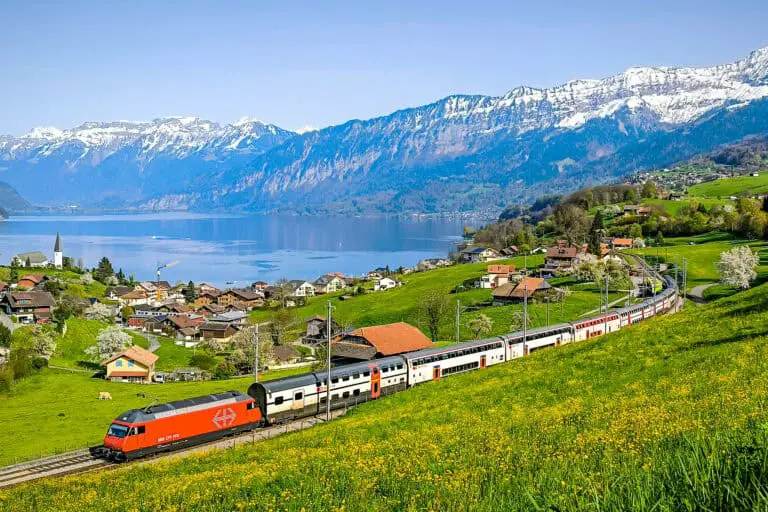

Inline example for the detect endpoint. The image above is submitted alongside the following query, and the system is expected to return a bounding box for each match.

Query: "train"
[101,275,678,461]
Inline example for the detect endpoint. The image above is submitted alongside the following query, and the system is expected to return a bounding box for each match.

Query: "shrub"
[213,361,236,380]
[188,354,217,371]
[0,324,11,348]
[0,366,13,393]
[30,357,48,370]
[8,349,33,380]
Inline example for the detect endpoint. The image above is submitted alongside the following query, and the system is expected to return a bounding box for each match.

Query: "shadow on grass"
[674,329,768,353]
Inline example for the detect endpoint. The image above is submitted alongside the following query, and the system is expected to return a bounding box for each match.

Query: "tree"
[116,268,126,284]
[120,305,135,320]
[76,257,85,270]
[623,188,638,203]
[509,311,532,332]
[553,204,590,245]
[93,257,115,283]
[105,275,119,286]
[230,323,274,374]
[86,326,133,362]
[25,256,31,268]
[716,246,760,289]
[420,290,450,342]
[0,324,11,348]
[587,210,605,257]
[32,326,56,357]
[84,302,114,321]
[9,260,18,282]
[467,314,493,339]
[183,281,197,304]
[269,307,295,345]
[641,180,657,199]
[628,223,643,240]
[80,272,94,285]
[654,231,665,246]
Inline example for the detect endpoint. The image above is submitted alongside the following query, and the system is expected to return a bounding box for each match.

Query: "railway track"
[0,409,346,488]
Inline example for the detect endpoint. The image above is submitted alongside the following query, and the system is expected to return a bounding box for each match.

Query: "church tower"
[54,233,63,269]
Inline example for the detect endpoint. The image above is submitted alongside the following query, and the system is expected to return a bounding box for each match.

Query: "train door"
[480,355,487,369]
[432,366,440,381]
[371,367,381,399]
[292,390,305,412]
[131,425,146,450]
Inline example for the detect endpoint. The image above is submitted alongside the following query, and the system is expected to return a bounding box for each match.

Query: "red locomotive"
[102,391,262,461]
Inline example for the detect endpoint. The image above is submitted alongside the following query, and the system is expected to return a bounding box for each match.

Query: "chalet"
[251,281,269,291]
[143,315,168,334]
[198,283,222,295]
[102,346,158,384]
[164,314,204,335]
[544,245,583,273]
[313,275,347,294]
[623,205,651,217]
[198,303,226,316]
[332,322,434,362]
[10,251,49,268]
[0,291,56,324]
[305,315,342,343]
[374,277,400,291]
[611,238,634,250]
[478,264,516,289]
[492,277,551,305]
[127,315,149,329]
[459,247,502,264]
[199,322,239,341]
[288,280,316,297]
[132,304,161,317]
[367,267,389,279]
[137,281,171,301]
[194,291,220,309]
[17,274,48,290]
[156,302,192,316]
[217,288,263,310]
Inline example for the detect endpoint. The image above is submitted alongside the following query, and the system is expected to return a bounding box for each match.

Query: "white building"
[288,280,316,297]
[54,233,63,269]
[374,277,400,291]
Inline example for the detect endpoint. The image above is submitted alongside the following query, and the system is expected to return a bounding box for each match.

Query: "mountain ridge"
[2,46,768,213]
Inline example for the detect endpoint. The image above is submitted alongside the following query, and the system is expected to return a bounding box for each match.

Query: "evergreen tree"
[9,260,19,282]
[588,210,605,256]
[116,268,126,284]
[655,231,665,246]
[762,196,768,214]
[183,281,197,303]
[93,257,115,282]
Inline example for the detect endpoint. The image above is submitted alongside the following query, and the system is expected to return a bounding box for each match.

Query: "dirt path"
[689,283,715,305]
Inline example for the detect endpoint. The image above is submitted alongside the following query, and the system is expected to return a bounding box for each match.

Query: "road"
[127,329,160,352]
[0,313,17,333]
[688,283,715,305]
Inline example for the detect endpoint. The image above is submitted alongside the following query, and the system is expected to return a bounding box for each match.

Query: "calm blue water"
[0,214,465,286]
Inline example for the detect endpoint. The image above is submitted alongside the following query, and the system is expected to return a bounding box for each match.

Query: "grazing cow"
[99,392,113,400]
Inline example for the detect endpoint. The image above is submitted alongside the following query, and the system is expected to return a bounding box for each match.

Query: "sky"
[1,0,767,136]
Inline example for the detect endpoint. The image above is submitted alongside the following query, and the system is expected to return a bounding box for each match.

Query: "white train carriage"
[617,303,646,327]
[247,357,407,424]
[572,312,621,342]
[502,323,574,360]
[403,338,506,386]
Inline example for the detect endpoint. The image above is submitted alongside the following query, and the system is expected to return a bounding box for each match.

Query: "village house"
[0,291,56,324]
[459,247,502,264]
[156,302,192,316]
[611,238,634,250]
[17,274,49,290]
[501,246,520,257]
[313,274,347,294]
[10,251,49,268]
[304,315,343,343]
[120,289,151,307]
[217,288,264,310]
[543,245,584,274]
[198,283,222,295]
[210,311,248,325]
[193,290,221,309]
[164,314,204,337]
[332,322,434,362]
[105,286,134,301]
[478,264,517,289]
[136,281,172,301]
[102,346,158,384]
[197,303,226,317]
[374,277,401,291]
[199,322,239,342]
[251,280,269,291]
[288,280,316,297]
[491,277,552,305]
[623,205,651,217]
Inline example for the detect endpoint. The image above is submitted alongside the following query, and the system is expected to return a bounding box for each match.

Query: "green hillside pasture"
[47,318,148,369]
[6,282,768,510]
[0,366,308,465]
[687,173,768,198]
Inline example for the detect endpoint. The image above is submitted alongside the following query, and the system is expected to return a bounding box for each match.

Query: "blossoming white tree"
[87,326,133,361]
[716,246,760,290]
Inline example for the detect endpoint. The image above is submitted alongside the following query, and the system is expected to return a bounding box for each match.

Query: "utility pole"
[604,274,609,334]
[326,300,332,422]
[546,289,550,327]
[252,323,260,383]
[682,258,687,305]
[522,284,528,356]
[455,299,461,343]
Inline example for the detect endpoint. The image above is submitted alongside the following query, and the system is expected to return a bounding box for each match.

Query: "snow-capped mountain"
[3,46,768,212]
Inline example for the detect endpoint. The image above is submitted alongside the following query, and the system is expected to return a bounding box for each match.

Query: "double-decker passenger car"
[402,338,506,386]
[102,391,261,461]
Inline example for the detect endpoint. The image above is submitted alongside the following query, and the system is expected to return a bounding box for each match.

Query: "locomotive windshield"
[107,423,129,438]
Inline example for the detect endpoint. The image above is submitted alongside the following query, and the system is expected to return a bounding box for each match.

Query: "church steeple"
[54,233,63,269]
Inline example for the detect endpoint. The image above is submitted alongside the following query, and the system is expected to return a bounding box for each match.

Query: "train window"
[332,394,339,400]
[274,397,284,406]
[137,426,145,435]
[363,371,370,377]
[320,396,327,404]
[294,392,303,400]
[343,391,350,398]
[352,373,360,379]
[353,389,360,396]
[331,378,339,384]
[247,401,257,410]
[382,367,389,373]
[342,376,350,382]
[396,363,403,370]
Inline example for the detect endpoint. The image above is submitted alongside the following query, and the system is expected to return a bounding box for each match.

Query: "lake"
[0,213,466,286]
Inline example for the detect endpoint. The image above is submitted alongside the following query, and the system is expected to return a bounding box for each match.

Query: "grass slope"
[687,173,768,198]
[6,284,768,510]
[0,367,308,465]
